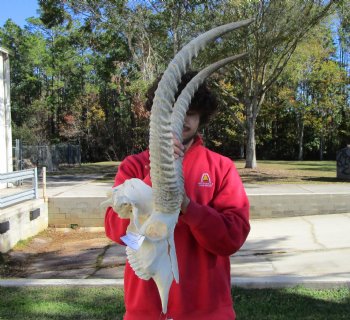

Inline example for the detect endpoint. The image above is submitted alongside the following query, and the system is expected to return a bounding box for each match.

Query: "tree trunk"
[245,116,257,168]
[297,114,304,161]
[319,135,324,161]
[239,139,245,159]
[244,87,264,168]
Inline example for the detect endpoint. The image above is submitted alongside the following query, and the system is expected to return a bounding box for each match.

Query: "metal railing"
[0,168,38,208]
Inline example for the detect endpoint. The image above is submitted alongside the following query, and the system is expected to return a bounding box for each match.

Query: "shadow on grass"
[232,286,350,320]
[243,160,336,173]
[48,163,120,176]
[302,177,349,183]
[239,173,348,184]
[260,160,335,166]
[290,166,336,172]
[240,176,289,183]
[0,286,349,319]
[0,287,125,320]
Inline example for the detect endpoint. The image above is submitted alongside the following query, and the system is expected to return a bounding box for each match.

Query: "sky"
[0,0,40,28]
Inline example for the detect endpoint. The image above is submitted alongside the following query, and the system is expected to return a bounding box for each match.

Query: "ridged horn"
[149,19,254,214]
[171,53,248,194]
[171,53,247,140]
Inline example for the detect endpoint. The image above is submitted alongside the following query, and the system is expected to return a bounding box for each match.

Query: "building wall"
[0,199,48,253]
[0,47,12,177]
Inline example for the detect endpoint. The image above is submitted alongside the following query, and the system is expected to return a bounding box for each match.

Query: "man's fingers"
[173,137,184,150]
[173,136,185,158]
[174,145,184,158]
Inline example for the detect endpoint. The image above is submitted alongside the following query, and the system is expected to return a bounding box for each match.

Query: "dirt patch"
[237,167,340,184]
[238,167,300,183]
[0,229,112,278]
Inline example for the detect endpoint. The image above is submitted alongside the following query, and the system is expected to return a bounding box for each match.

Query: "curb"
[0,278,123,287]
[1,277,349,289]
[231,276,350,289]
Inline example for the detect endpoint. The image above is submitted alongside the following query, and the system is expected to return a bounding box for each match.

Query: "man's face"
[182,110,200,145]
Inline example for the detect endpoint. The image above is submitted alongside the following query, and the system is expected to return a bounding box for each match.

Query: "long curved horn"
[171,53,248,195]
[149,19,253,214]
[171,53,248,141]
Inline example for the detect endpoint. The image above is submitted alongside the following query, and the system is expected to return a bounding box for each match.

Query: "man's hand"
[173,136,185,159]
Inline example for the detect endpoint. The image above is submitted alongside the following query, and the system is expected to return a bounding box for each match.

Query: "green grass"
[48,162,120,177]
[47,160,345,184]
[0,286,349,319]
[0,287,125,320]
[234,160,343,184]
[233,286,350,319]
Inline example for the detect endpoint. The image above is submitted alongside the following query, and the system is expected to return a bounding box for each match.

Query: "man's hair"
[144,71,218,126]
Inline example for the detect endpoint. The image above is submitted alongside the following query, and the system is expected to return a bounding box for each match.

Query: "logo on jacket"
[198,172,213,187]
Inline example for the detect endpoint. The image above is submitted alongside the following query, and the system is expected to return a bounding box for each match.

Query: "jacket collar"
[185,134,203,155]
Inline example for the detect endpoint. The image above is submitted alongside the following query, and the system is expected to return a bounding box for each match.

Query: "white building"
[0,47,12,175]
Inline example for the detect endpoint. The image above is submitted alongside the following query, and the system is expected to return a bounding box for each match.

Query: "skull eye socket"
[144,221,168,240]
[117,203,133,218]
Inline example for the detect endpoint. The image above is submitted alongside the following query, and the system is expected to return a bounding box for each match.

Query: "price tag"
[121,232,145,251]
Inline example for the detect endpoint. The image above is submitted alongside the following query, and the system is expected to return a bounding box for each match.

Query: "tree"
[336,0,350,148]
[207,0,338,167]
[0,20,42,124]
[277,25,335,160]
[4,0,346,163]
[309,60,346,159]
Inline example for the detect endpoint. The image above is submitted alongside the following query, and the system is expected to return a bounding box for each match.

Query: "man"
[105,71,250,320]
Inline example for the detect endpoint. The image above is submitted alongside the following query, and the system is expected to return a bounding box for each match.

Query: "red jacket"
[105,136,250,320]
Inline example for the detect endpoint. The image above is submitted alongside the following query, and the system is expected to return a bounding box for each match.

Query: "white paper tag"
[121,232,145,251]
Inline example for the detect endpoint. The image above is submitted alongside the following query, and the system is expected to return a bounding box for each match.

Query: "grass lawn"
[0,286,349,319]
[48,161,120,177]
[234,160,342,184]
[9,160,344,319]
[48,160,344,184]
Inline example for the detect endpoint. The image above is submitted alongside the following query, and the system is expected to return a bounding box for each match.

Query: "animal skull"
[107,19,254,314]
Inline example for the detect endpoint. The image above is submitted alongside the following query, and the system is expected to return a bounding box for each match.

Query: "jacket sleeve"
[104,156,150,245]
[180,162,250,256]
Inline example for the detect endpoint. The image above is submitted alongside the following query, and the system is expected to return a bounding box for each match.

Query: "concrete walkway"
[45,179,350,226]
[1,179,350,289]
[43,175,350,197]
[1,212,349,289]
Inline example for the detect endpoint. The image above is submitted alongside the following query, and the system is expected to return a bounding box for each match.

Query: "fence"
[13,141,81,172]
[0,168,38,208]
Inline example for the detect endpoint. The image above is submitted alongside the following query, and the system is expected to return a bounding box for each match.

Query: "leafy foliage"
[0,0,349,164]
